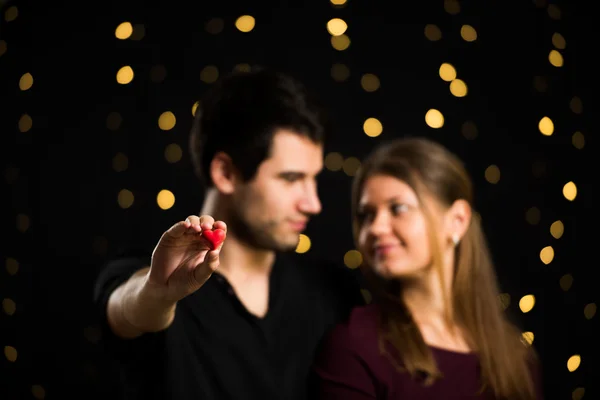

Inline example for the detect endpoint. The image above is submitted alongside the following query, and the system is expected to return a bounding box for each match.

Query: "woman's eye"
[391,203,409,215]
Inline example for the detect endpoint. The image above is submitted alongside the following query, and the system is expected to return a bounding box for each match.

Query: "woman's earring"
[452,234,460,246]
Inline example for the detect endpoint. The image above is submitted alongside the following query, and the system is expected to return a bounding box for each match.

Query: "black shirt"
[93,251,364,400]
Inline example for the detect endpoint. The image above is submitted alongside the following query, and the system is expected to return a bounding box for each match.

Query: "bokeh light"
[296,234,311,253]
[235,15,255,32]
[519,294,535,313]
[562,181,577,201]
[327,18,347,36]
[363,118,383,137]
[157,190,175,210]
[116,66,134,84]
[115,22,133,39]
[425,109,444,128]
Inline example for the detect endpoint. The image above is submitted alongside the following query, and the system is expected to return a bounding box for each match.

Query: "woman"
[310,137,542,399]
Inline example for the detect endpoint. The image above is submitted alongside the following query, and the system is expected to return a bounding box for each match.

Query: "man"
[93,67,364,400]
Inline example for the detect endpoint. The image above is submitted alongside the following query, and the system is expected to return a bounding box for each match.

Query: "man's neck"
[217,232,276,280]
[200,189,275,281]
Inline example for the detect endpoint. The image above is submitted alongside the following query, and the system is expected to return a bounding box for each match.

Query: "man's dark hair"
[189,66,327,186]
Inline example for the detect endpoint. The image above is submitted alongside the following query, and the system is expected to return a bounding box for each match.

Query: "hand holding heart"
[202,228,226,250]
[147,214,227,303]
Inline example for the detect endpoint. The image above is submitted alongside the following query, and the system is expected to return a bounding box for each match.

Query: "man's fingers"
[199,215,215,230]
[165,220,192,238]
[213,221,227,233]
[193,249,220,286]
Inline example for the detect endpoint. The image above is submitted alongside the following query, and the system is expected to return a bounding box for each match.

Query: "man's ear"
[210,152,238,194]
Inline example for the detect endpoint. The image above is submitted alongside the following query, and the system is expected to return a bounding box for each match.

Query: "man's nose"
[298,181,322,215]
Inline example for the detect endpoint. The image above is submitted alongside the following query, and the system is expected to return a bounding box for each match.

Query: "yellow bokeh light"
[583,303,596,319]
[533,76,548,92]
[484,165,500,184]
[498,293,510,310]
[19,72,33,91]
[461,120,478,140]
[106,112,122,130]
[4,6,18,22]
[363,118,383,137]
[200,65,219,83]
[424,24,442,41]
[331,64,350,82]
[572,388,585,400]
[425,109,444,129]
[150,65,167,83]
[112,152,128,172]
[324,152,344,171]
[205,18,224,35]
[16,214,30,233]
[192,101,200,116]
[331,34,350,51]
[18,114,32,133]
[559,274,573,291]
[519,294,535,313]
[361,73,380,92]
[460,25,477,42]
[3,298,16,315]
[570,96,582,114]
[344,250,363,269]
[572,132,585,149]
[130,24,145,41]
[31,384,45,399]
[549,50,563,67]
[525,207,541,225]
[234,63,251,73]
[158,111,176,131]
[450,79,468,97]
[235,15,255,32]
[327,18,347,36]
[521,331,534,346]
[538,116,554,136]
[567,355,580,372]
[295,234,311,253]
[118,189,134,209]
[0,40,7,57]
[4,346,17,362]
[343,157,361,177]
[115,22,133,39]
[116,66,134,84]
[6,258,19,275]
[563,181,577,201]
[165,143,182,163]
[550,220,564,239]
[439,63,456,81]
[552,32,566,49]
[547,4,561,19]
[540,246,554,264]
[444,0,460,14]
[330,0,347,5]
[157,189,175,210]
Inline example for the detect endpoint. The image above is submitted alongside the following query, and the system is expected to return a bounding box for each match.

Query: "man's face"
[230,129,323,251]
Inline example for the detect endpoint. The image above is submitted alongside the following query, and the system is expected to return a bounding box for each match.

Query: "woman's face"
[356,174,448,279]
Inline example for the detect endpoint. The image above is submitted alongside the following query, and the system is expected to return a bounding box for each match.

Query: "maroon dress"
[310,303,543,399]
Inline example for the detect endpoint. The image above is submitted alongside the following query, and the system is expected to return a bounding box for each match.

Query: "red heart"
[202,228,226,250]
